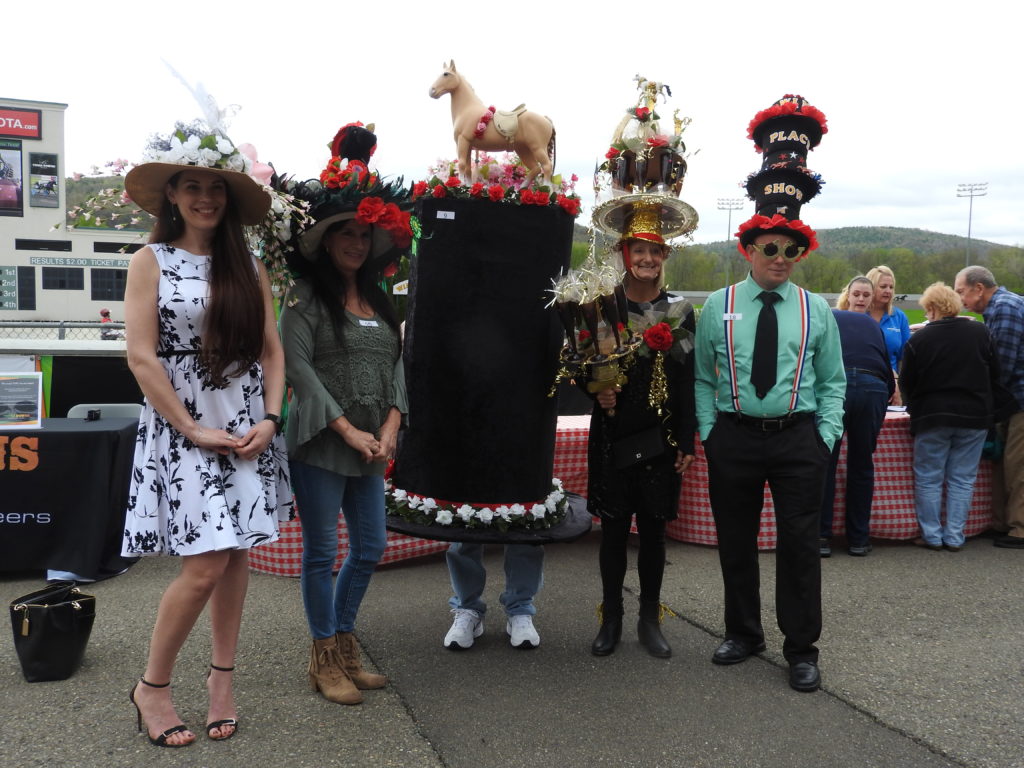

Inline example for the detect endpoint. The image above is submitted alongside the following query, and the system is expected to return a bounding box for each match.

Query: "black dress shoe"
[788,661,821,692]
[994,534,1024,549]
[712,638,766,665]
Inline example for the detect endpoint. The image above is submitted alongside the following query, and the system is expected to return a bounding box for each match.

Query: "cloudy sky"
[7,1,1020,245]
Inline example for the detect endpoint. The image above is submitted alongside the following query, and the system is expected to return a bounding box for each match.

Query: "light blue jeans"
[446,543,544,617]
[290,461,386,638]
[913,427,987,547]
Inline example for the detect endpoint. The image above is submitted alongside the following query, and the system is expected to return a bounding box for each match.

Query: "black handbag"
[9,581,96,682]
[612,425,666,469]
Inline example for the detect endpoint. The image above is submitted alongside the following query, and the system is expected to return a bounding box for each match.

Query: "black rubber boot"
[591,602,623,656]
[637,601,671,658]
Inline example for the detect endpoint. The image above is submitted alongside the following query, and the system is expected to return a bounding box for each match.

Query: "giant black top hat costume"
[383,128,594,542]
[735,94,828,255]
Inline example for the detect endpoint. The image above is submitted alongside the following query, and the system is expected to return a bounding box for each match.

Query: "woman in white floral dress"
[120,128,292,748]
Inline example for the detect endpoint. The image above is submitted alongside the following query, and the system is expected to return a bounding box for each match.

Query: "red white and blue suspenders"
[722,284,812,415]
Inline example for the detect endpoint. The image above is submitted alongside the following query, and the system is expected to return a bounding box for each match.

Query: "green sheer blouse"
[281,279,408,476]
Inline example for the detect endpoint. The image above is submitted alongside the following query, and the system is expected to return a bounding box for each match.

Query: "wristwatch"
[263,413,282,434]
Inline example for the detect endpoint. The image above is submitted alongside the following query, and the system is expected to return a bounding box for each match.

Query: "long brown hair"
[150,172,265,384]
[307,221,401,351]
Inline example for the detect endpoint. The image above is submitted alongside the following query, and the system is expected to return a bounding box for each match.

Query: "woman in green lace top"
[280,122,411,706]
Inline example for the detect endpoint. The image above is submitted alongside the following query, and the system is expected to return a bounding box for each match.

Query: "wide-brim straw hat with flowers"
[289,123,412,270]
[124,124,271,225]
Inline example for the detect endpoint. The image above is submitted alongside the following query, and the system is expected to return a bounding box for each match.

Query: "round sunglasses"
[749,240,806,260]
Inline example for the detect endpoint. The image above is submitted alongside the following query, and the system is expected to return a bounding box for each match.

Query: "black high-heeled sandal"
[128,678,193,748]
[205,664,239,741]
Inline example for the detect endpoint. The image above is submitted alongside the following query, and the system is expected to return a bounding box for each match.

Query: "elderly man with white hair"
[954,266,1024,548]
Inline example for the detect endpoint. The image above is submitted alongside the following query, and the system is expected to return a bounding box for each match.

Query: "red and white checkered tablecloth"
[249,518,449,577]
[558,411,993,549]
[250,411,994,574]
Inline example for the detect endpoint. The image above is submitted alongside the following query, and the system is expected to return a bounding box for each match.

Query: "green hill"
[65,177,1022,293]
[571,223,1023,294]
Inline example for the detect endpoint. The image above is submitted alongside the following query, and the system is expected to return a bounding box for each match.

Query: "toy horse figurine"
[429,60,556,187]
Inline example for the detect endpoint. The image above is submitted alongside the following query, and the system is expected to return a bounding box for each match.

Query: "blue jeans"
[290,461,386,638]
[820,371,889,546]
[446,542,544,617]
[913,427,987,547]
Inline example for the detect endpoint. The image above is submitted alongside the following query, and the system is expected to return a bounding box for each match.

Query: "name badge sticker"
[723,312,742,321]
[358,319,380,327]
[436,210,455,220]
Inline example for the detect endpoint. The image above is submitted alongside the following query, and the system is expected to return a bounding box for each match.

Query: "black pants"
[703,414,828,663]
[599,513,667,610]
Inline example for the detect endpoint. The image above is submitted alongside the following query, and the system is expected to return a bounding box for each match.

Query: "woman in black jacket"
[900,282,1012,551]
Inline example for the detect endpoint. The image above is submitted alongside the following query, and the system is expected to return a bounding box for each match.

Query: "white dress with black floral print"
[122,243,293,556]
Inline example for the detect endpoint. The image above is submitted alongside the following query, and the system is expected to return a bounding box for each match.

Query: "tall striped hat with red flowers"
[735,95,828,258]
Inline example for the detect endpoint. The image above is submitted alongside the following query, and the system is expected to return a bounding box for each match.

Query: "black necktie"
[751,291,780,399]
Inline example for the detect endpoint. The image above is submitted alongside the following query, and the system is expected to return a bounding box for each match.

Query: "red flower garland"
[746,97,829,152]
[556,193,581,216]
[734,213,818,258]
[474,106,496,139]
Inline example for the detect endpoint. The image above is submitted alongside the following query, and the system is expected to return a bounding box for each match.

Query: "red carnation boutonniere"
[643,322,674,352]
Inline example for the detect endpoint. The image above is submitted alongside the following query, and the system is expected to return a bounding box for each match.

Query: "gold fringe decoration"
[648,350,668,415]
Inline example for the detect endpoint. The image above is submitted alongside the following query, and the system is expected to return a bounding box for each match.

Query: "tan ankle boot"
[335,632,387,690]
[308,636,362,705]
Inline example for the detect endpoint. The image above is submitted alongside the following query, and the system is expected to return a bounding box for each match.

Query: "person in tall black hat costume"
[583,78,698,659]
[280,122,412,705]
[693,95,845,692]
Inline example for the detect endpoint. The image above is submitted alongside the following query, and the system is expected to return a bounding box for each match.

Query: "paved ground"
[2,532,1022,768]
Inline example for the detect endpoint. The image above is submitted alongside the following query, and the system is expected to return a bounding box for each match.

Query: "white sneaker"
[444,609,483,650]
[506,614,540,649]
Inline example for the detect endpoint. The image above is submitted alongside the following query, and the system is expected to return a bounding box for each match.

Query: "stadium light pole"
[717,198,745,286]
[956,182,988,267]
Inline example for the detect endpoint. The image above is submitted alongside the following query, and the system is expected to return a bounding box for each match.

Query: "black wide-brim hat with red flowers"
[285,122,412,273]
[736,95,828,257]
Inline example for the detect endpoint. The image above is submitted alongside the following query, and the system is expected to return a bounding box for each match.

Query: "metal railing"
[0,321,126,341]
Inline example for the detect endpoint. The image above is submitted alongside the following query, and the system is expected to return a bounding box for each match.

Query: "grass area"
[904,308,925,325]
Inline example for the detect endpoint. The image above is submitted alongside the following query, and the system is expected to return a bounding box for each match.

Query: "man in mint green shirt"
[694,229,845,693]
